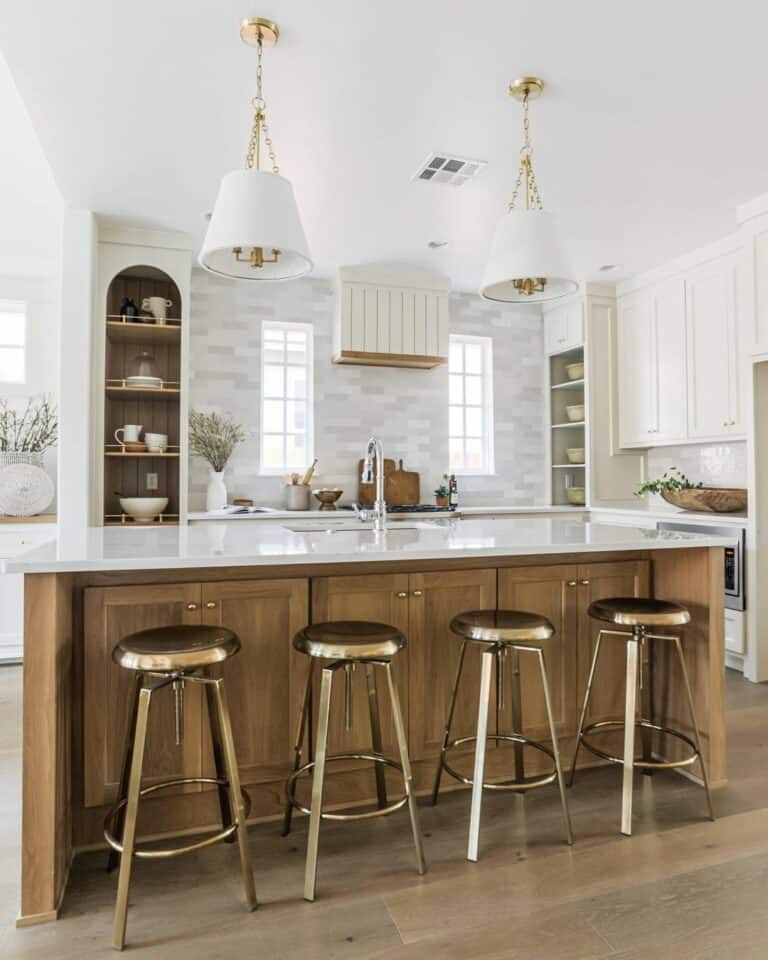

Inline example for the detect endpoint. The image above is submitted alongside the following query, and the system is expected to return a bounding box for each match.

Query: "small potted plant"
[188,410,246,511]
[434,474,450,508]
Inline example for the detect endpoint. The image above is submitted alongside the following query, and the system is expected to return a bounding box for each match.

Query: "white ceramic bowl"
[565,362,584,381]
[565,403,585,422]
[566,447,585,464]
[119,497,169,522]
[565,487,586,506]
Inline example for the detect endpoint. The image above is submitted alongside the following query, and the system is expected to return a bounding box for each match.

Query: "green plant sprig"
[636,466,703,497]
[434,473,450,498]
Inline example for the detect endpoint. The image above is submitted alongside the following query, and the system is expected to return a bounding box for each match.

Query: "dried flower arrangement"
[188,410,246,472]
[0,395,58,452]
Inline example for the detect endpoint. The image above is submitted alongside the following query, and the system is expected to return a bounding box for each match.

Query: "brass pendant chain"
[245,35,280,174]
[508,90,543,211]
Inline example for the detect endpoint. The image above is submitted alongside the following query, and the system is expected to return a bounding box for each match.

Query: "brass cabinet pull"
[186,602,198,611]
[580,579,590,586]
[412,589,423,597]
[396,591,408,598]
[567,581,577,587]
[205,601,217,609]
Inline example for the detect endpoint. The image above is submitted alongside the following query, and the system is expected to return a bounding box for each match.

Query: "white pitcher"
[141,297,173,323]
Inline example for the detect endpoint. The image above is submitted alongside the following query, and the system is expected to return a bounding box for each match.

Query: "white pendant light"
[480,77,576,304]
[200,17,312,281]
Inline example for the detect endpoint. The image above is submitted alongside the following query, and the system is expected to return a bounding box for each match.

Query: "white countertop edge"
[188,505,586,521]
[589,506,749,526]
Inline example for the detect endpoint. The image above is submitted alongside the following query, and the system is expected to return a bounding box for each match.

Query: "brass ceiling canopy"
[508,76,544,101]
[240,17,279,47]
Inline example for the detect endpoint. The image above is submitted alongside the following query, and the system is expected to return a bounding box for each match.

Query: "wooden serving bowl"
[661,487,747,513]
[313,488,343,511]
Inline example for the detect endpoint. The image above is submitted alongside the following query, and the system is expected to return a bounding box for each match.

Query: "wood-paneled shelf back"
[103,265,182,526]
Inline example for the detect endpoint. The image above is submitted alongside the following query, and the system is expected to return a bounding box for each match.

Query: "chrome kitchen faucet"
[360,436,387,532]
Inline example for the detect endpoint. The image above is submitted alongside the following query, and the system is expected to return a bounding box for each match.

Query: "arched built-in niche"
[103,264,182,525]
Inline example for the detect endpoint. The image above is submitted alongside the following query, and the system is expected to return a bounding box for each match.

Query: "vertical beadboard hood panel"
[333,264,450,368]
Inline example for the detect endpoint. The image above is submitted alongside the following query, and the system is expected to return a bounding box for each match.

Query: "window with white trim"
[449,334,494,474]
[0,301,26,384]
[260,321,314,473]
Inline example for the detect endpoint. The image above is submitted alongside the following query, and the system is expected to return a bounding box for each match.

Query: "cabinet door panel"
[686,260,732,439]
[617,290,654,446]
[652,278,687,442]
[498,565,579,740]
[310,574,410,762]
[201,578,309,784]
[83,583,203,808]
[576,560,650,724]
[408,568,497,761]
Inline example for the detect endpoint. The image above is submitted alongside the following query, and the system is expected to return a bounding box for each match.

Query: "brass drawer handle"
[396,591,408,598]
[567,581,577,587]
[186,602,198,611]
[205,601,217,609]
[412,589,423,597]
[580,579,590,586]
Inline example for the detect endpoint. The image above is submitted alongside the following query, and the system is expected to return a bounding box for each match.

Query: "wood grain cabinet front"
[82,578,309,808]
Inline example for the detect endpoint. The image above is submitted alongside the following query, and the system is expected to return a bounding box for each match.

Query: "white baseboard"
[0,632,22,663]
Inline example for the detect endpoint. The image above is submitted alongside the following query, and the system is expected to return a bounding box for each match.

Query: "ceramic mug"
[141,297,173,323]
[144,432,168,453]
[115,424,142,446]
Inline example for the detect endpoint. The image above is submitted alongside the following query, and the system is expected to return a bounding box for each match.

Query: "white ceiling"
[2,1,768,291]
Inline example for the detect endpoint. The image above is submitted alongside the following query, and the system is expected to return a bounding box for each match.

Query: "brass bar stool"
[105,624,257,950]
[569,597,715,836]
[432,610,573,861]
[283,620,426,901]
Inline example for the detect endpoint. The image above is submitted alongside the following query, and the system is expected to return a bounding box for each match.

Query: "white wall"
[188,272,547,510]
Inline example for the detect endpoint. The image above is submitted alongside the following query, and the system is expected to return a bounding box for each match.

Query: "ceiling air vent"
[412,152,487,187]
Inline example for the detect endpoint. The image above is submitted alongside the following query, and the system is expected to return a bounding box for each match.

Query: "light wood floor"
[2,665,768,958]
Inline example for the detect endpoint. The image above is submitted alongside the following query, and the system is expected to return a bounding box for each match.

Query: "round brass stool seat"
[432,609,573,860]
[450,609,555,645]
[293,620,405,660]
[588,597,691,628]
[113,624,240,672]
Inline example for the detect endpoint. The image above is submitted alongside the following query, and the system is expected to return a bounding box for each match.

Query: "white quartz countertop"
[589,505,749,526]
[188,505,585,521]
[1,516,737,574]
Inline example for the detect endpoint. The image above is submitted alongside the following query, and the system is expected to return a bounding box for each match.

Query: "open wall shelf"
[103,265,183,525]
[548,345,587,506]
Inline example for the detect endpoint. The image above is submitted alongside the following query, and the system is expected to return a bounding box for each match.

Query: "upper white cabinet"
[617,289,654,446]
[651,279,688,442]
[334,265,449,369]
[685,253,744,439]
[544,301,583,355]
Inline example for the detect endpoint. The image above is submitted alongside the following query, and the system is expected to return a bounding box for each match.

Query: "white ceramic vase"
[206,470,227,511]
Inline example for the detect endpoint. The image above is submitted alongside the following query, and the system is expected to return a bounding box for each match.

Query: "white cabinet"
[685,254,744,439]
[544,301,583,355]
[616,289,654,446]
[334,265,449,369]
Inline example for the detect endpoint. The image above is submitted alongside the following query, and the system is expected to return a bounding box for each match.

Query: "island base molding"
[20,547,725,925]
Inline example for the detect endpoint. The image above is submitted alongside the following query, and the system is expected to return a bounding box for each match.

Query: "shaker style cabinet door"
[617,289,655,446]
[408,568,497,761]
[545,302,584,355]
[82,583,204,808]
[201,578,309,785]
[686,254,744,440]
[651,278,688,442]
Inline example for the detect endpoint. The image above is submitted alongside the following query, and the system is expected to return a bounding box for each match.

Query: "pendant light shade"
[479,209,577,303]
[199,16,312,282]
[199,170,312,280]
[480,76,576,304]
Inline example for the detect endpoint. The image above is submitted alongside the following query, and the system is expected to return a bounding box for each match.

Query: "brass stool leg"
[535,647,573,845]
[639,633,654,774]
[113,682,152,951]
[211,677,258,911]
[283,658,314,836]
[569,630,604,787]
[384,660,426,876]
[508,647,525,782]
[672,635,716,822]
[621,634,640,836]
[107,672,143,874]
[204,671,234,843]
[467,647,494,862]
[304,664,334,902]
[431,638,468,805]
[365,663,388,810]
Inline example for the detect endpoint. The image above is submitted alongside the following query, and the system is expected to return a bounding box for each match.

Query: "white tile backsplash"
[646,441,747,487]
[189,272,547,510]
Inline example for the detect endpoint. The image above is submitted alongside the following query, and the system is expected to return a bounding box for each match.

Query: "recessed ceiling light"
[598,263,621,272]
[428,240,448,249]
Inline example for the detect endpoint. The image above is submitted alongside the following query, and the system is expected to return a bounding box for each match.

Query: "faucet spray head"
[361,457,374,484]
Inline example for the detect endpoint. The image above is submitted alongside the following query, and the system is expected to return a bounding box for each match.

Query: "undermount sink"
[281,519,443,534]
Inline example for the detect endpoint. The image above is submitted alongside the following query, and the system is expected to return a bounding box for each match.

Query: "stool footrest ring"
[287,753,408,821]
[443,734,557,791]
[579,719,700,769]
[104,777,252,858]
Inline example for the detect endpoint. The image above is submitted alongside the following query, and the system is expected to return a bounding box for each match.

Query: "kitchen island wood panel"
[18,543,725,925]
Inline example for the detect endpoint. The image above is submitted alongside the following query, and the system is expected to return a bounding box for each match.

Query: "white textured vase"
[206,470,227,511]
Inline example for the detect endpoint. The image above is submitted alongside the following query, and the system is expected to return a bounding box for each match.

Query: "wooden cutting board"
[357,458,420,506]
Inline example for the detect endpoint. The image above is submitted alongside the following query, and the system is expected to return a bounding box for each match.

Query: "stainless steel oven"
[657,521,746,611]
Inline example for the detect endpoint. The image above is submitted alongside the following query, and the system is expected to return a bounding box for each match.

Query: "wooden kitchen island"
[7,515,729,925]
